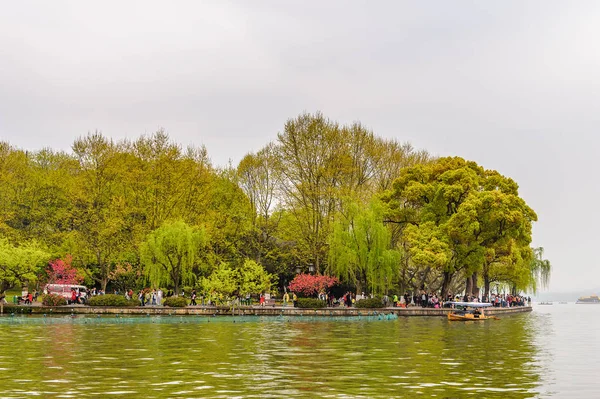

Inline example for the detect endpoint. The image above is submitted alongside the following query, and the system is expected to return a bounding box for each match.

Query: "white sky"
[1,0,599,292]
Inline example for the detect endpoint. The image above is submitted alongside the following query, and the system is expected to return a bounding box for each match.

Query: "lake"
[0,304,594,398]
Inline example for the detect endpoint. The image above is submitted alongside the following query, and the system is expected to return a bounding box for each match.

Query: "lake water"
[0,304,596,398]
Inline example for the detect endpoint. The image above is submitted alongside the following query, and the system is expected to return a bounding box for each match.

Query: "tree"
[528,247,551,294]
[107,263,142,293]
[328,199,400,295]
[237,259,274,296]
[199,262,237,298]
[288,274,338,297]
[141,220,207,295]
[383,157,537,297]
[45,255,83,285]
[0,238,50,294]
[70,132,129,291]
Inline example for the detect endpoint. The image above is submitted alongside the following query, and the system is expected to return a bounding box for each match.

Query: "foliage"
[528,247,552,294]
[0,239,50,293]
[288,274,338,297]
[355,297,384,308]
[295,298,326,308]
[141,220,207,295]
[87,294,131,307]
[0,114,546,299]
[163,296,188,307]
[237,259,275,295]
[383,157,541,296]
[108,263,142,293]
[200,262,237,297]
[45,255,83,285]
[199,259,275,298]
[41,294,67,306]
[328,200,400,295]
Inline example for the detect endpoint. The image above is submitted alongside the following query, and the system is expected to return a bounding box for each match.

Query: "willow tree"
[528,247,551,293]
[141,220,207,295]
[328,200,400,295]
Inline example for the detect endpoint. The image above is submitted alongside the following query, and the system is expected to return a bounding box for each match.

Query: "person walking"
[190,289,197,306]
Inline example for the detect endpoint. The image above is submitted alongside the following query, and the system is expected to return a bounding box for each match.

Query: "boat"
[576,295,600,304]
[539,302,553,305]
[445,302,494,321]
[559,301,568,304]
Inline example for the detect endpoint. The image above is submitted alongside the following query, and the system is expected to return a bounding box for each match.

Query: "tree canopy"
[0,113,550,297]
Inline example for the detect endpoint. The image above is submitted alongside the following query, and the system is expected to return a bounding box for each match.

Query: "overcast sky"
[1,1,599,293]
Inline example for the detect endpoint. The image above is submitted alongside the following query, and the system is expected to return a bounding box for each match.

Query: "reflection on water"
[0,312,546,398]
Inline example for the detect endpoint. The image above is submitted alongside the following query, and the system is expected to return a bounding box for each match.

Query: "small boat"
[445,302,494,321]
[558,302,568,304]
[539,302,553,305]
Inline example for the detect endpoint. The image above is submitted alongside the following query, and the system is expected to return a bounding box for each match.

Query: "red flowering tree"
[46,255,83,285]
[288,274,338,297]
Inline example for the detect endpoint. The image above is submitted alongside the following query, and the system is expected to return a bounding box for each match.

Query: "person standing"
[292,292,297,307]
[283,292,290,307]
[190,289,197,306]
[157,289,163,306]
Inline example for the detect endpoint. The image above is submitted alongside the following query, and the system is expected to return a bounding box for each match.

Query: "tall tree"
[70,132,129,291]
[384,157,537,297]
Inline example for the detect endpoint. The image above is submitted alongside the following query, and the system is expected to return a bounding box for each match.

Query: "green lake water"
[0,304,593,398]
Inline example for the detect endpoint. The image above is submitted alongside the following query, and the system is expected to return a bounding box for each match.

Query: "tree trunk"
[484,275,490,299]
[174,276,180,296]
[472,272,480,298]
[465,275,473,296]
[441,271,453,298]
[355,280,363,296]
[101,277,108,293]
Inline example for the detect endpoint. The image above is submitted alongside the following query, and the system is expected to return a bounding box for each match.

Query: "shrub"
[355,297,384,308]
[295,298,326,308]
[87,294,129,307]
[126,298,140,307]
[163,296,188,307]
[41,294,67,306]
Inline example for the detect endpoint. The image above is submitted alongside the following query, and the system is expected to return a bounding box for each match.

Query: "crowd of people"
[383,291,531,308]
[6,284,532,309]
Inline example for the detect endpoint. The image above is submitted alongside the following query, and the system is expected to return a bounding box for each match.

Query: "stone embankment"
[1,304,532,317]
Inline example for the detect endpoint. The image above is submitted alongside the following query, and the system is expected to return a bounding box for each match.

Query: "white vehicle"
[44,284,88,303]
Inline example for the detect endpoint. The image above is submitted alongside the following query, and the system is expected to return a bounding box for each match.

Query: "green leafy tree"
[199,262,237,298]
[384,157,538,297]
[328,200,400,295]
[0,238,50,294]
[237,259,274,296]
[141,220,207,295]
